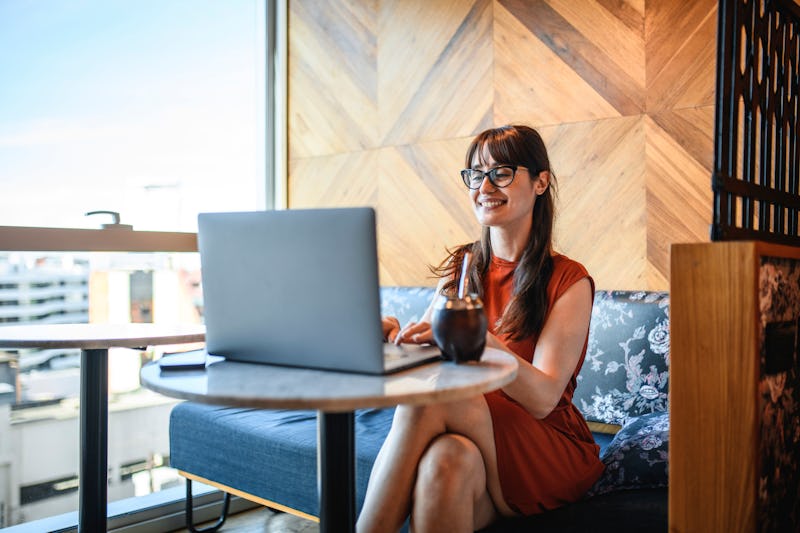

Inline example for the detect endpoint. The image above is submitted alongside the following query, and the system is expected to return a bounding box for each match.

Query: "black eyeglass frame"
[460,165,527,190]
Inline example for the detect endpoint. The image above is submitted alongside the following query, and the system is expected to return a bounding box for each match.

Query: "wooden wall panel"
[645,0,717,111]
[288,0,378,158]
[377,138,479,286]
[289,150,379,209]
[541,117,648,290]
[646,107,715,286]
[493,1,623,126]
[378,0,493,144]
[498,0,645,118]
[288,0,718,291]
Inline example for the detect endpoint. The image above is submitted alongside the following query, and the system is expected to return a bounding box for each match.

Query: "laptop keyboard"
[383,342,410,361]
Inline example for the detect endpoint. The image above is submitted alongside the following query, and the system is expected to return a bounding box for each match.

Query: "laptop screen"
[197,207,387,373]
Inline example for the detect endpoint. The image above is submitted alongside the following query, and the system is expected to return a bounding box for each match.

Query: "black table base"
[79,348,108,532]
[318,411,355,533]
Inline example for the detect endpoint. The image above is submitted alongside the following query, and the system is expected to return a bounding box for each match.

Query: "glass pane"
[0,0,267,231]
[1,250,205,525]
[0,0,266,527]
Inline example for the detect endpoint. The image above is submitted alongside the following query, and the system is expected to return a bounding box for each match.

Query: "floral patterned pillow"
[574,291,670,427]
[587,411,670,496]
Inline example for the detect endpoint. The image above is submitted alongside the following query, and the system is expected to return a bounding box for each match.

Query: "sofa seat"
[170,403,393,519]
[171,402,623,513]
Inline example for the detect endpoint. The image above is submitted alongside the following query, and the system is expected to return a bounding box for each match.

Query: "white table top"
[140,348,518,412]
[0,323,206,349]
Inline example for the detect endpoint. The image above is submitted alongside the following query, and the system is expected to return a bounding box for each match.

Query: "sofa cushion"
[574,290,670,427]
[169,402,396,518]
[587,411,670,496]
[380,286,435,326]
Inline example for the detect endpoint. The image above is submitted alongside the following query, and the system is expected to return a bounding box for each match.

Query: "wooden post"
[670,241,800,532]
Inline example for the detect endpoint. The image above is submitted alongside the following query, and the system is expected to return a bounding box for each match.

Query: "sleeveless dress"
[482,253,604,515]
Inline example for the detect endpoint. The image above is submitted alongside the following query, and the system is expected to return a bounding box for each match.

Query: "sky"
[0,0,266,231]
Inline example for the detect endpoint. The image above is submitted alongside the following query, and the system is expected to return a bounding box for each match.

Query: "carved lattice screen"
[712,0,800,244]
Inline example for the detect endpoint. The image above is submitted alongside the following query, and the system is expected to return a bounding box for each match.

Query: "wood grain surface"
[670,242,759,532]
[288,0,718,290]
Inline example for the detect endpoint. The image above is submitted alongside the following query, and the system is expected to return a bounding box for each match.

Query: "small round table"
[140,347,518,533]
[0,323,206,533]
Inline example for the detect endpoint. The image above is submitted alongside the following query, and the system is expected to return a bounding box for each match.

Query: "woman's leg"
[356,395,515,533]
[410,434,497,533]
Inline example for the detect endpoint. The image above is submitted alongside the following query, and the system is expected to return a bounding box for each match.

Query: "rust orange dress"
[482,253,604,515]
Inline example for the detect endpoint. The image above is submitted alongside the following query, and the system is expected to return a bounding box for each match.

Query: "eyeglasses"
[460,165,523,190]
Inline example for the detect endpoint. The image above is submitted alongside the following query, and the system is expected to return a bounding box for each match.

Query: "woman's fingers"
[382,316,401,342]
[395,321,433,345]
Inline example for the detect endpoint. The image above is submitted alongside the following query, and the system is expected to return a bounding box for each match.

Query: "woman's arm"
[394,276,592,420]
[491,277,593,419]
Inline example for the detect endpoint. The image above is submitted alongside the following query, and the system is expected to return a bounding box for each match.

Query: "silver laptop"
[197,207,442,374]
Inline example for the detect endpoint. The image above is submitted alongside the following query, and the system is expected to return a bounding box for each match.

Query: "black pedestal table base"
[318,411,355,533]
[79,348,108,532]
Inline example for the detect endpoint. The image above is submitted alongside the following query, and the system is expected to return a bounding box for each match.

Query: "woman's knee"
[415,434,485,496]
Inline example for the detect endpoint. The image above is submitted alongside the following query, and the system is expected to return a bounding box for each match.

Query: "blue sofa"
[169,287,670,532]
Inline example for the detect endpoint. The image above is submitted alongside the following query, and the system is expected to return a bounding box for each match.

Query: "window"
[0,0,269,230]
[0,0,277,527]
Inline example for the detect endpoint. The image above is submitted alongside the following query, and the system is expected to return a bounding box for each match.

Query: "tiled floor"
[180,506,319,533]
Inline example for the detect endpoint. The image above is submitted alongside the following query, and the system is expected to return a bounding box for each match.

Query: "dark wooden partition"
[712,0,800,245]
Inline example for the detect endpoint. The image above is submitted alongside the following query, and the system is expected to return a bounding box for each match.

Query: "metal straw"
[458,251,471,299]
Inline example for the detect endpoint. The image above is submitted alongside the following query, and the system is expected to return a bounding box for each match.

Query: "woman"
[357,125,603,533]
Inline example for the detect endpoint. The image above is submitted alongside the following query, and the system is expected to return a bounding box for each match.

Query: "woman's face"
[468,146,548,234]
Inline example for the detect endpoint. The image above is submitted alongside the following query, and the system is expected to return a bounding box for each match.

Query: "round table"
[140,347,518,533]
[0,323,206,533]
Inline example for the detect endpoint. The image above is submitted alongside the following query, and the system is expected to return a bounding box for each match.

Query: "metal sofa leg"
[186,478,231,533]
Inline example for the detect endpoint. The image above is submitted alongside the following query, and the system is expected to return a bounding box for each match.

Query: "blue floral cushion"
[587,411,670,496]
[574,291,670,427]
[380,286,435,327]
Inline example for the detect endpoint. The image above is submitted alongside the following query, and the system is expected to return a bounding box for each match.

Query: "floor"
[178,506,319,533]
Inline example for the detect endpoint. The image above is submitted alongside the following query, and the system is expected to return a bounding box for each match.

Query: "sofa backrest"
[574,290,670,429]
[380,286,436,327]
[379,287,670,429]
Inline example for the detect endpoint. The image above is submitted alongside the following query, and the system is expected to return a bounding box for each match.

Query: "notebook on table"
[197,207,442,374]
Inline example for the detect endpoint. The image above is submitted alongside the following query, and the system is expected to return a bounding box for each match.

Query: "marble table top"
[0,323,206,349]
[140,347,518,412]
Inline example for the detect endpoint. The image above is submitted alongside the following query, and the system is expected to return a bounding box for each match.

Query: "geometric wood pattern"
[377,0,494,145]
[646,107,715,286]
[288,0,719,290]
[541,117,649,289]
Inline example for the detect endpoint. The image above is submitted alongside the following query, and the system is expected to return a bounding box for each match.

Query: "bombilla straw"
[458,251,471,299]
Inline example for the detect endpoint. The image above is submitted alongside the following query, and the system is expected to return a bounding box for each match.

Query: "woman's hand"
[382,316,401,342]
[394,321,433,345]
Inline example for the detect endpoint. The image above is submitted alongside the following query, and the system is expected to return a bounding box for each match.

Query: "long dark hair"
[433,125,557,341]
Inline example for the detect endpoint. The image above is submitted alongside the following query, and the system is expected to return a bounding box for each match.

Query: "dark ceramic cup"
[431,294,488,363]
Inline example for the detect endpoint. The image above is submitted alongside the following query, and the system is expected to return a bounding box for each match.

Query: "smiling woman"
[0,0,279,529]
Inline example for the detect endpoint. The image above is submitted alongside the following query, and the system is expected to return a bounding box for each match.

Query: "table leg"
[318,411,355,533]
[79,348,108,532]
